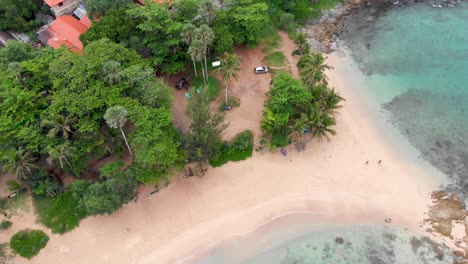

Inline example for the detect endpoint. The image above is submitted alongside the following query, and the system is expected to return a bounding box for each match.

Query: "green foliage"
[87,0,133,18]
[128,3,185,74]
[185,87,228,164]
[0,220,12,230]
[210,130,254,167]
[271,130,290,148]
[0,0,38,32]
[10,229,48,259]
[34,192,86,234]
[6,180,20,192]
[228,0,270,46]
[265,51,286,67]
[80,6,145,52]
[311,0,343,10]
[0,242,10,260]
[72,168,138,216]
[261,73,310,134]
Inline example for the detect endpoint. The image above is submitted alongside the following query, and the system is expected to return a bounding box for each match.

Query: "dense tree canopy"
[0,0,38,32]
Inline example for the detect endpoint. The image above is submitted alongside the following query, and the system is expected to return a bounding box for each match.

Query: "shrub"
[34,192,86,234]
[10,229,49,259]
[192,76,221,101]
[0,220,12,231]
[270,130,290,148]
[210,130,254,167]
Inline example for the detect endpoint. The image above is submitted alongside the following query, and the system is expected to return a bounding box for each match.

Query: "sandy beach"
[6,33,449,264]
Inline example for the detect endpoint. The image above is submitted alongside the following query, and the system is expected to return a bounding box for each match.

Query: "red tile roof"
[44,0,64,7]
[47,15,90,51]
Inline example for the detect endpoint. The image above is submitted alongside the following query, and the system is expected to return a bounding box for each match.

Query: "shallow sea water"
[346,3,468,194]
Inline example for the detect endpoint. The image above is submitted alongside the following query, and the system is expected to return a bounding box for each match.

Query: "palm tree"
[41,114,77,139]
[188,39,207,84]
[46,142,79,177]
[197,0,218,25]
[197,24,215,84]
[297,52,333,89]
[312,114,337,142]
[102,60,122,85]
[323,88,344,114]
[214,52,240,107]
[104,106,133,156]
[181,23,198,78]
[2,149,38,181]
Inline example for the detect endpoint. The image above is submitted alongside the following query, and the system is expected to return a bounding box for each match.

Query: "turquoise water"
[194,220,457,264]
[349,3,468,193]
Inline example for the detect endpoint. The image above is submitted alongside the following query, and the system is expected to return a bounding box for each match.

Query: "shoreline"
[11,37,448,264]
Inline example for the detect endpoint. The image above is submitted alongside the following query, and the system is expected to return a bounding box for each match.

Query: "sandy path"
[10,37,447,264]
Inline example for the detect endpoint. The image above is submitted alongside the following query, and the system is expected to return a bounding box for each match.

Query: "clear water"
[194,219,456,264]
[350,3,468,193]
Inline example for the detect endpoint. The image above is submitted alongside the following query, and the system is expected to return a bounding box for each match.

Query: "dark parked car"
[176,77,189,90]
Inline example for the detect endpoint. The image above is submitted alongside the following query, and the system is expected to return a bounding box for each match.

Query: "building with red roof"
[44,0,80,17]
[38,15,90,52]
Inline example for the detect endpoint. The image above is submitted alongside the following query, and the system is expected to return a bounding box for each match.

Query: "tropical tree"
[2,149,38,181]
[323,88,344,114]
[297,52,333,88]
[197,24,215,84]
[197,0,218,25]
[181,23,198,77]
[102,60,122,85]
[188,39,206,84]
[312,114,337,142]
[41,114,77,139]
[46,142,79,177]
[104,106,133,157]
[214,52,240,107]
[185,87,228,165]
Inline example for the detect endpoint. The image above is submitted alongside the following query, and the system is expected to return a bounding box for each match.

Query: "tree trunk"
[225,82,229,107]
[201,61,207,85]
[64,157,79,178]
[120,127,134,157]
[204,53,209,84]
[192,58,198,78]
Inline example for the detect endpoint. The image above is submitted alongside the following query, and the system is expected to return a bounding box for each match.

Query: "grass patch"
[0,220,12,231]
[265,51,286,67]
[10,229,49,259]
[210,130,254,167]
[34,192,86,234]
[192,76,221,101]
[260,25,281,54]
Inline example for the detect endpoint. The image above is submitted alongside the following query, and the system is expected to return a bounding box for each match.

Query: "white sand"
[9,33,446,264]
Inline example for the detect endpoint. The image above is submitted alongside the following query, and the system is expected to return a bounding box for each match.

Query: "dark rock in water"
[335,237,345,244]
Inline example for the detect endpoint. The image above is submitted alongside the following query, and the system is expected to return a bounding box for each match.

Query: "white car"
[254,66,268,74]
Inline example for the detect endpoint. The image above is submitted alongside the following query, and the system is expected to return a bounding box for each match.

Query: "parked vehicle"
[254,66,268,74]
[176,77,190,90]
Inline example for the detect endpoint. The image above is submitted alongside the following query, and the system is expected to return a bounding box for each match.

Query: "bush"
[10,229,49,259]
[34,192,86,234]
[210,130,254,167]
[0,220,12,231]
[270,130,290,148]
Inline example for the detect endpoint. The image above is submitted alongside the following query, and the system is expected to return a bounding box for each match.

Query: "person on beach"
[378,160,382,164]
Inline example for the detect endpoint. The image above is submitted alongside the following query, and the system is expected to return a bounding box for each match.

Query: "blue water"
[351,3,468,193]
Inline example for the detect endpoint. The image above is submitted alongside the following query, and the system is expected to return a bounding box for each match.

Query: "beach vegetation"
[185,86,228,166]
[261,53,344,150]
[10,229,49,259]
[0,0,39,32]
[214,52,241,108]
[210,130,254,167]
[0,220,12,231]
